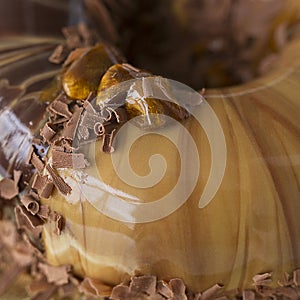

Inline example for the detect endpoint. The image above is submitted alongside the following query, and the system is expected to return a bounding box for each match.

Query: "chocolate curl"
[20,194,39,215]
[79,277,112,297]
[102,129,116,153]
[200,283,223,300]
[45,165,72,195]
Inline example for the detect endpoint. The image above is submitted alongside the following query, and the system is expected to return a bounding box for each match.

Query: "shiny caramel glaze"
[42,37,300,292]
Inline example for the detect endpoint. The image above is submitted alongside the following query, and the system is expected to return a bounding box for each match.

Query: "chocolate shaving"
[157,280,173,298]
[102,129,116,153]
[20,194,39,215]
[46,165,72,195]
[63,106,83,141]
[200,283,223,300]
[49,211,64,235]
[31,152,45,174]
[48,98,72,119]
[49,44,68,64]
[293,270,300,286]
[62,26,82,50]
[14,205,43,232]
[79,277,112,297]
[169,278,187,300]
[39,180,54,199]
[32,174,48,190]
[38,204,50,220]
[0,177,18,200]
[31,285,57,300]
[130,275,156,296]
[52,148,87,169]
[40,123,56,143]
[38,263,71,286]
[253,273,272,286]
[111,284,130,300]
[26,277,54,297]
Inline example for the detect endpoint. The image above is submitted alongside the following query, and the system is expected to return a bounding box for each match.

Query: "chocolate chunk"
[38,263,71,286]
[52,148,87,169]
[79,277,112,297]
[39,180,55,199]
[157,280,173,299]
[45,165,72,195]
[20,195,39,215]
[14,205,43,232]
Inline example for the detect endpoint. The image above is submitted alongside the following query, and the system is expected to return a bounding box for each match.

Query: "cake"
[0,0,300,299]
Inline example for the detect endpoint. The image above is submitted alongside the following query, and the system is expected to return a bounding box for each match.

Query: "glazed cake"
[0,0,300,299]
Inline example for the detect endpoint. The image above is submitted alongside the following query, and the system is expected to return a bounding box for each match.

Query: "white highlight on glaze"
[72,77,227,223]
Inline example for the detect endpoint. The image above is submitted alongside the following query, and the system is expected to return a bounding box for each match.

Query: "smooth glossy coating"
[43,38,300,292]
